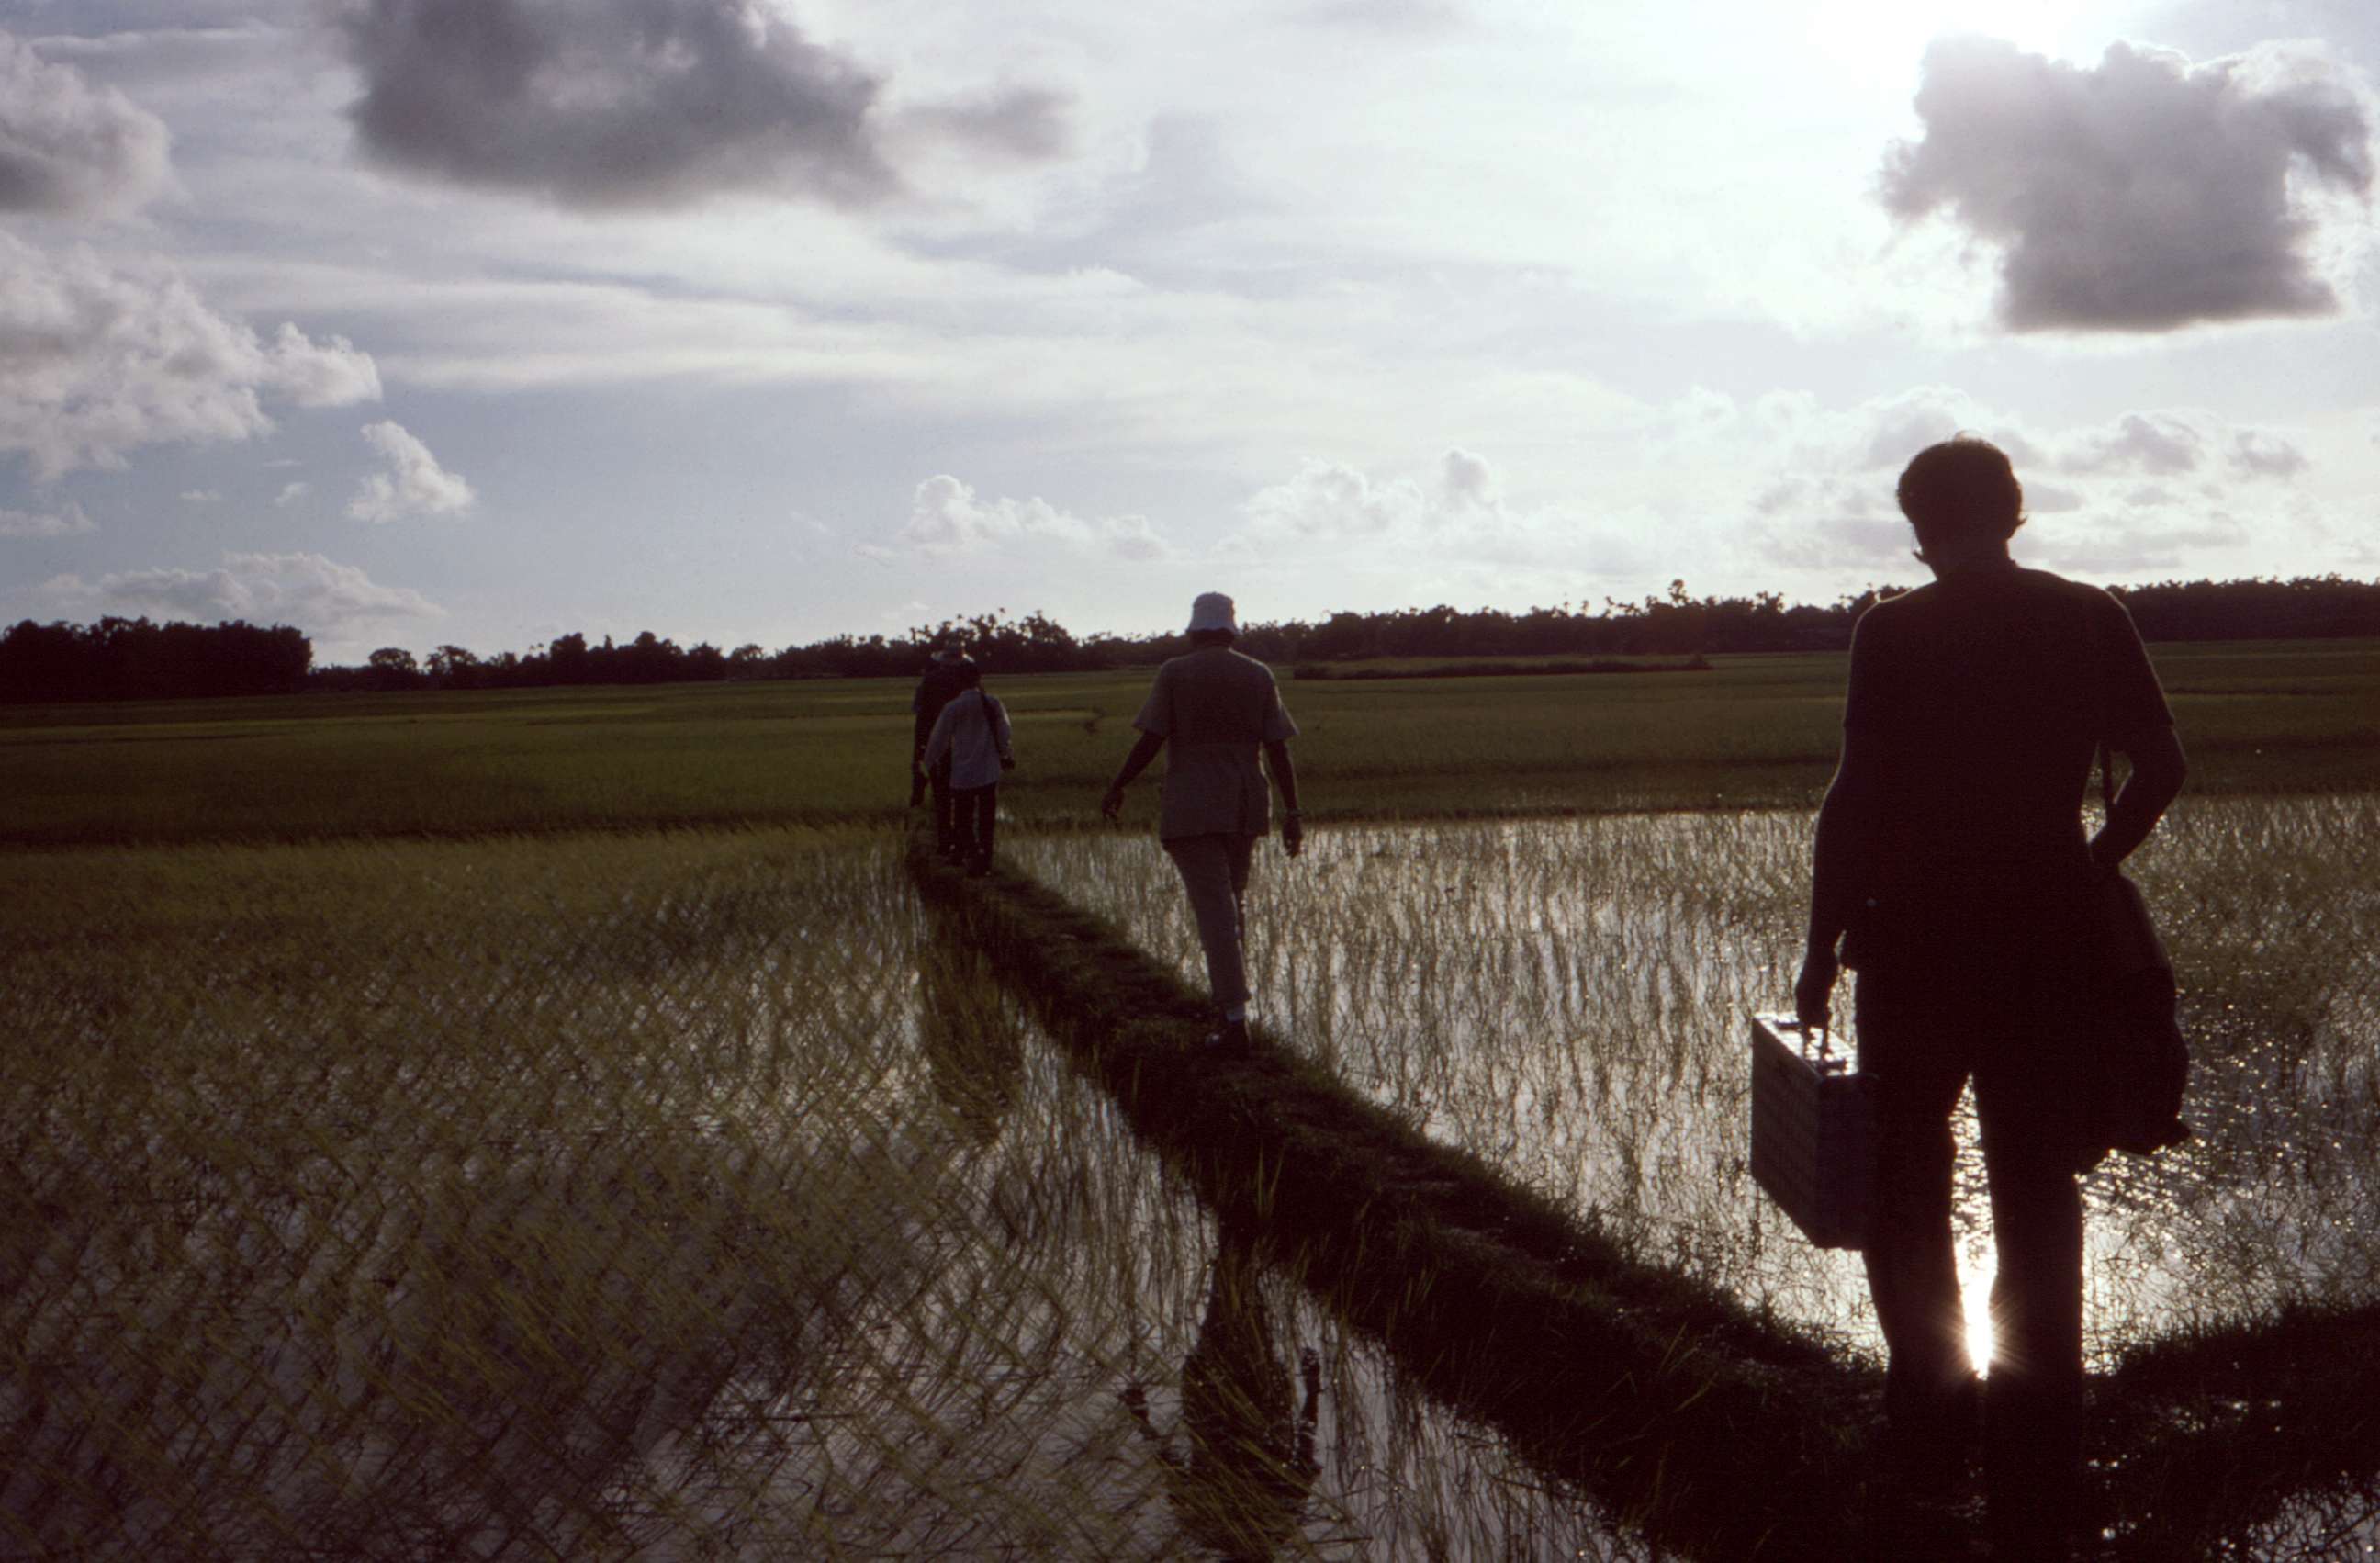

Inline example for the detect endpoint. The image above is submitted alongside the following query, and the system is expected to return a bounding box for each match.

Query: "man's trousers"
[1163,832,1259,1013]
[1855,951,2089,1551]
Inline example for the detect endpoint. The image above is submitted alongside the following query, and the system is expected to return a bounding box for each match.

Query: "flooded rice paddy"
[4,830,1652,1559]
[1012,795,2380,1370]
[10,797,2378,1557]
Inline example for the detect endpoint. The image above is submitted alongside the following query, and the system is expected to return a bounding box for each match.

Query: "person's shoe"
[1203,1018,1251,1053]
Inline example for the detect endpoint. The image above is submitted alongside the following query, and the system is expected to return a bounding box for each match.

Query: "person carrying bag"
[1793,436,2187,1558]
[921,661,1015,877]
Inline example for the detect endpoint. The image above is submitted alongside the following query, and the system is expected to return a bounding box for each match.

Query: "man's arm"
[1263,738,1302,857]
[1101,731,1165,819]
[1795,723,1884,1029]
[2090,726,2186,871]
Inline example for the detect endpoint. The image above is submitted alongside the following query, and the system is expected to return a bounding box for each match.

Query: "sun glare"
[1959,1245,1997,1378]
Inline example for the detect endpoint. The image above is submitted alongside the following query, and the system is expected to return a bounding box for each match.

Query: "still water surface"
[1012,800,2380,1371]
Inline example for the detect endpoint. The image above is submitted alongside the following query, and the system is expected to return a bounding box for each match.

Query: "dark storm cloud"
[1880,36,2374,332]
[335,0,1000,210]
[0,28,171,219]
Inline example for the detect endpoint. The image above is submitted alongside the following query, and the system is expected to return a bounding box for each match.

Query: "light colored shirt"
[923,689,1014,790]
[1131,647,1298,840]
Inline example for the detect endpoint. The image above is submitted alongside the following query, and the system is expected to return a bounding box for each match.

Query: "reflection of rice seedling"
[3,830,950,1555]
[3,826,1678,1559]
[1013,793,2380,1364]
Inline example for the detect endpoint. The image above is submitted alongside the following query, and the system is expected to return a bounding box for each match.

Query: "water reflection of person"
[1123,1217,1322,1560]
[915,942,1022,1149]
[1795,437,2186,1558]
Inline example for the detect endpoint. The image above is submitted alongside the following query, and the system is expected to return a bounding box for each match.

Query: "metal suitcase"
[1748,1013,1874,1250]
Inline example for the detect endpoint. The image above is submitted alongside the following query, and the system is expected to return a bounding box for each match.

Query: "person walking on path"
[912,642,974,858]
[1794,435,2186,1558]
[921,660,1015,878]
[1102,592,1303,1052]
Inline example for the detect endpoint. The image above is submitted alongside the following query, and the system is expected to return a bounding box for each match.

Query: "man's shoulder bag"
[2076,756,2191,1173]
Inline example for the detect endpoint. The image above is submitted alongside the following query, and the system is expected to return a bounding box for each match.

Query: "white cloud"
[1440,446,1498,509]
[275,480,310,507]
[0,233,382,479]
[888,474,1165,560]
[179,489,221,505]
[332,0,1067,212]
[2058,411,2208,476]
[1880,37,2376,332]
[0,28,172,219]
[2230,428,2311,478]
[1747,474,1918,574]
[2022,503,2256,576]
[1239,458,1431,541]
[39,550,445,629]
[347,420,473,523]
[0,500,95,539]
[1224,449,1650,586]
[2049,410,2311,481]
[1706,390,2329,581]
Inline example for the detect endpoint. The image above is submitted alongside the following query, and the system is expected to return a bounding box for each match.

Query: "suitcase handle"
[1768,1015,1845,1069]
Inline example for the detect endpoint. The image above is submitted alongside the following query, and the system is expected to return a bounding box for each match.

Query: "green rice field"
[2,639,2373,847]
[6,638,2378,1557]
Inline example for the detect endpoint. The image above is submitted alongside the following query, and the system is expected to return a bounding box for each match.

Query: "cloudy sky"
[2,0,2374,660]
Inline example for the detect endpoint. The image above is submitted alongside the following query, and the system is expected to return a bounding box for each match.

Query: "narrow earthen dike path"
[909,833,2380,1561]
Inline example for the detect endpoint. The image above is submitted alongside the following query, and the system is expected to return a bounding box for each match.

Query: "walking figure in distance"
[1102,592,1303,1052]
[1795,436,2185,1557]
[920,658,1015,878]
[912,639,974,859]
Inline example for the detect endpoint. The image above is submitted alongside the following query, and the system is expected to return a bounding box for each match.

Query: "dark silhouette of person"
[1795,435,2186,1557]
[920,659,1015,878]
[911,642,974,858]
[1123,1216,1322,1560]
[1101,592,1302,1052]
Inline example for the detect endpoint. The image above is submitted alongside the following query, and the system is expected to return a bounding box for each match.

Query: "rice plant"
[1012,794,2380,1366]
[4,826,1666,1559]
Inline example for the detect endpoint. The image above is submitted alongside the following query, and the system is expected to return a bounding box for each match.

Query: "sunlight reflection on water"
[1015,799,2380,1367]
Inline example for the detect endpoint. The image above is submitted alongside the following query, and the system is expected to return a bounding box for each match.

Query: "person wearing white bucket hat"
[1102,591,1303,1051]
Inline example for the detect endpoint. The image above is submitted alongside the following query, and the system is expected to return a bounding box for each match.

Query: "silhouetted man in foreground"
[1795,436,2186,1557]
[1102,592,1302,1052]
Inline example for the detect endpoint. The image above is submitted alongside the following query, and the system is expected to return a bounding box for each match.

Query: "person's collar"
[1919,544,2017,581]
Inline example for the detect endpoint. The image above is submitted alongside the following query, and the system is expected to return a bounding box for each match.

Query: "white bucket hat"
[1185,591,1238,635]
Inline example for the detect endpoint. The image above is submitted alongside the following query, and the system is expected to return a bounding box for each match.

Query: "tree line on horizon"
[5,575,2378,703]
